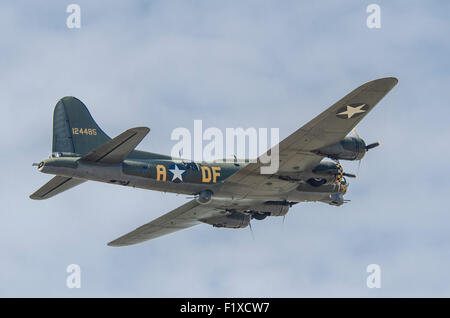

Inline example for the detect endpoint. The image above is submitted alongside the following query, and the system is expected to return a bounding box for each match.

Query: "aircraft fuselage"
[37,155,347,204]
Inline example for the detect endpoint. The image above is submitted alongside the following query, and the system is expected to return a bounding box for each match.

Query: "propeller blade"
[343,172,357,178]
[351,128,360,138]
[366,141,380,151]
[249,222,255,240]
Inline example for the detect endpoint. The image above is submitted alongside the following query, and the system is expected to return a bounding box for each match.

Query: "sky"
[1,0,450,297]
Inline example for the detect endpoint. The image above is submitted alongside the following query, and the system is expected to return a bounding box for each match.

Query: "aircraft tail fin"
[52,97,111,156]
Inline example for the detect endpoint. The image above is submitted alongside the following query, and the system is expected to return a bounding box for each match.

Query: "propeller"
[248,221,255,240]
[343,172,357,178]
[335,161,357,181]
[356,157,362,175]
[352,128,381,151]
[351,128,380,175]
[350,129,362,175]
[366,141,381,151]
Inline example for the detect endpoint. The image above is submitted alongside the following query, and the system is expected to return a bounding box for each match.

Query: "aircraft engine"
[308,161,344,186]
[307,160,359,187]
[251,201,290,217]
[196,190,213,204]
[313,136,373,161]
[201,212,250,228]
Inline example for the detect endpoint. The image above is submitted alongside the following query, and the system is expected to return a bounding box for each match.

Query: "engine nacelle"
[201,212,250,228]
[313,137,366,161]
[308,161,344,186]
[196,190,213,204]
[251,201,290,216]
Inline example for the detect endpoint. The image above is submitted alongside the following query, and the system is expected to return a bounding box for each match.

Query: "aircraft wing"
[223,77,398,197]
[107,199,263,246]
[80,127,150,164]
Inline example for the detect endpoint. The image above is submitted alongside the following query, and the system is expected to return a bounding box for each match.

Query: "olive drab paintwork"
[53,97,110,155]
[31,77,398,246]
[122,160,238,185]
[53,96,172,160]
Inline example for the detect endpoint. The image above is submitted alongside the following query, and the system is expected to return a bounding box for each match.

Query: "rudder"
[52,97,111,156]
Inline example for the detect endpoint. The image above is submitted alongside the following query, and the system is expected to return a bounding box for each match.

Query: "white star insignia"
[337,104,367,119]
[169,165,186,182]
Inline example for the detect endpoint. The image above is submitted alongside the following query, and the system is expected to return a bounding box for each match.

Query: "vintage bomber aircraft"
[30,77,397,246]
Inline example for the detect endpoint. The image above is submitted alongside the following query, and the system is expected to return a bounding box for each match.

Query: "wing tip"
[381,76,398,86]
[368,76,398,89]
[29,192,47,200]
[130,126,150,134]
[107,239,132,247]
[353,77,398,96]
[107,239,120,247]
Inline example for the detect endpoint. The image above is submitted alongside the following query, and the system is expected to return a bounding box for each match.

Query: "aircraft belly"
[286,190,334,202]
[214,176,297,200]
[129,178,213,195]
[38,158,346,202]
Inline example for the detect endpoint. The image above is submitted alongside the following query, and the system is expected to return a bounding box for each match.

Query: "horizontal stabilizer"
[79,127,150,164]
[30,176,85,200]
